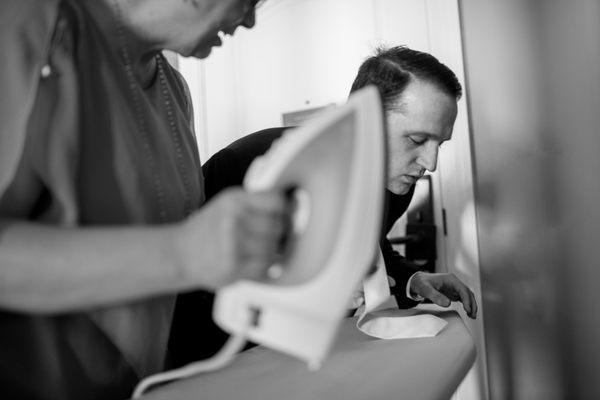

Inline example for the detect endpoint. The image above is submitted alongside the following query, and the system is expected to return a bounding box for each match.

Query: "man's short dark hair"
[350,46,462,111]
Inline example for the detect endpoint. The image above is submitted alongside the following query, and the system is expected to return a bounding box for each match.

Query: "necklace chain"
[112,1,192,221]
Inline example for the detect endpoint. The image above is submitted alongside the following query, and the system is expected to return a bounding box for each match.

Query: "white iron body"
[213,86,387,368]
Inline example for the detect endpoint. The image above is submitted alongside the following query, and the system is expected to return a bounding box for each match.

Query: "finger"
[433,275,462,301]
[241,210,288,239]
[238,229,281,261]
[242,212,294,259]
[419,285,451,307]
[448,275,474,317]
[245,191,290,217]
[236,258,273,281]
[236,232,287,280]
[468,290,478,319]
[387,275,397,289]
[349,289,365,309]
[244,193,293,244]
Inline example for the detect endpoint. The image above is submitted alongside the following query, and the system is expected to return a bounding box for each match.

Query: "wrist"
[172,214,229,292]
[406,271,425,302]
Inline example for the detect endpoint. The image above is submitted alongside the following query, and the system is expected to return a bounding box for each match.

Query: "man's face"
[385,79,458,195]
[162,0,259,58]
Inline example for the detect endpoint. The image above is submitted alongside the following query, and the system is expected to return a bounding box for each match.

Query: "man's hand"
[410,272,478,319]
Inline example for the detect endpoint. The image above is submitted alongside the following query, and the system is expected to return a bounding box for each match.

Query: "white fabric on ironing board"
[356,250,447,339]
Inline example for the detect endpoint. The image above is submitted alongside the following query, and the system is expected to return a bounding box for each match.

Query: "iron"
[213,85,387,368]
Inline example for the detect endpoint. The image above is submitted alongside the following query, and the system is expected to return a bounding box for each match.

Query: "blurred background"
[175,0,600,399]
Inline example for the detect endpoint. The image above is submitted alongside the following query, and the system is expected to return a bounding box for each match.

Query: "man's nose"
[417,143,439,172]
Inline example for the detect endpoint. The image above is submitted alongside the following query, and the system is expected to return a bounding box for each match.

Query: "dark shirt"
[169,127,420,366]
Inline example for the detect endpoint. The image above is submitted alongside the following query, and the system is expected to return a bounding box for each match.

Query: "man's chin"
[386,183,411,195]
[189,45,213,59]
[189,35,223,59]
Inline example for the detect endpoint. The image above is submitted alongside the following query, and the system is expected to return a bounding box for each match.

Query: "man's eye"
[408,136,426,145]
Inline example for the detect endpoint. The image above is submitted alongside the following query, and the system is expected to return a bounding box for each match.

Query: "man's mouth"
[199,26,240,54]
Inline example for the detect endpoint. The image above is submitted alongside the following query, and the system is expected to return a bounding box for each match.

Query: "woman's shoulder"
[0,0,65,83]
[0,0,63,196]
[0,0,62,46]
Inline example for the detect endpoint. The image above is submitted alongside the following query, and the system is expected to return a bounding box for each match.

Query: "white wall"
[183,0,441,160]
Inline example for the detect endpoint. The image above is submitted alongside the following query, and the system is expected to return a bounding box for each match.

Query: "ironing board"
[142,309,475,400]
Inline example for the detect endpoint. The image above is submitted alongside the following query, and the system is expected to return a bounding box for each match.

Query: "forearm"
[0,221,195,313]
